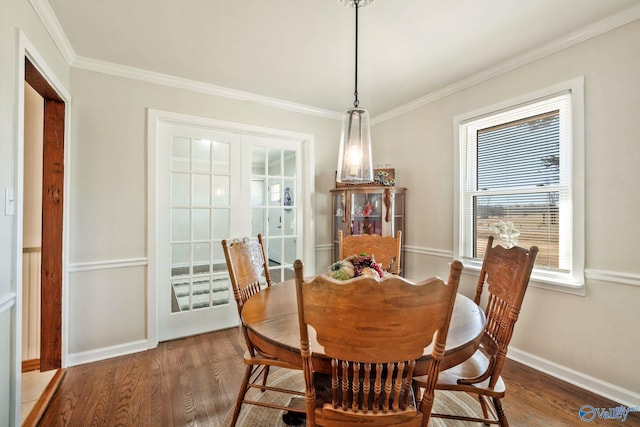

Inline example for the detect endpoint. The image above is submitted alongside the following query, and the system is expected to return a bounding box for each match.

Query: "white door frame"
[11,30,72,426]
[147,109,315,347]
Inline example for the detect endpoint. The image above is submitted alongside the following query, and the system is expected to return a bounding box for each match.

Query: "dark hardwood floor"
[38,328,639,426]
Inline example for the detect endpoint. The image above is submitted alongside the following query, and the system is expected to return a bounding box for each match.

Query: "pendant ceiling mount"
[338,0,374,7]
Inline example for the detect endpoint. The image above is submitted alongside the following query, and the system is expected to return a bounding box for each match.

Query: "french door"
[155,120,305,341]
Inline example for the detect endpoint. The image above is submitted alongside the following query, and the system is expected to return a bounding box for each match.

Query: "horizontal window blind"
[461,92,572,271]
[477,111,559,190]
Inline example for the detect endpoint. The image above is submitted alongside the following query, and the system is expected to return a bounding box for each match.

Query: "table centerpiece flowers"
[327,254,385,280]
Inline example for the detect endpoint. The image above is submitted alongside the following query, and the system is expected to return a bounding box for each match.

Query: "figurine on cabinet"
[363,201,373,216]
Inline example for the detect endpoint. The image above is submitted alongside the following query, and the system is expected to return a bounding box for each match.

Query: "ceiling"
[46,0,639,117]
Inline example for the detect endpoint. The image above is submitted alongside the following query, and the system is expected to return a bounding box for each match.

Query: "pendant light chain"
[353,1,359,108]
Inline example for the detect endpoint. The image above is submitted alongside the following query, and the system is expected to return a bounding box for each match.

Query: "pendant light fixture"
[336,0,374,184]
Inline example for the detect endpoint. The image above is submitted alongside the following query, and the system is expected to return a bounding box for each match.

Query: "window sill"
[461,258,586,296]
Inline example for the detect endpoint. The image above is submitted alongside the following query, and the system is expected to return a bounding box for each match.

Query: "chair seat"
[416,350,506,398]
[243,349,301,370]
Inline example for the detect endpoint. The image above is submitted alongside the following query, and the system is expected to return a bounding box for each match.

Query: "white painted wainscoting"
[66,257,149,367]
[21,248,41,362]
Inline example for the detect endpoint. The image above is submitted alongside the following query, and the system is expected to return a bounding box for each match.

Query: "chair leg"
[413,384,422,401]
[260,366,271,392]
[231,364,253,427]
[478,395,491,425]
[493,397,509,427]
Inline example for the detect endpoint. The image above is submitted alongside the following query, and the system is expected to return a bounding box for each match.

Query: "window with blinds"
[461,92,572,272]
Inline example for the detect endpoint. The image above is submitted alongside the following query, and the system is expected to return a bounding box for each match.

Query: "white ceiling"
[46,0,639,117]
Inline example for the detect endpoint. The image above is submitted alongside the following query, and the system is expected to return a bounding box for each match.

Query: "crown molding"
[31,0,640,123]
[372,4,640,125]
[29,0,341,120]
[29,0,76,64]
[72,56,342,120]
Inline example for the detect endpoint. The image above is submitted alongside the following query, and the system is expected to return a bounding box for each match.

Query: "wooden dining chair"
[221,234,305,426]
[338,229,402,274]
[293,258,462,426]
[413,236,538,426]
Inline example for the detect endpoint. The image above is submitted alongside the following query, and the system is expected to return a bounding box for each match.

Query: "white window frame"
[453,77,585,295]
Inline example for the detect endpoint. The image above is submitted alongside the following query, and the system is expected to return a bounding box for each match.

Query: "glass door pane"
[156,119,306,342]
[250,144,299,283]
[170,136,232,313]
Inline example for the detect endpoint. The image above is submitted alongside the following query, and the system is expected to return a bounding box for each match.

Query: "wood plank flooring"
[38,328,639,426]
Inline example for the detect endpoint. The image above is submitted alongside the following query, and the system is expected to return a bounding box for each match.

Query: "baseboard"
[22,359,40,372]
[66,339,151,367]
[22,368,66,427]
[508,347,640,408]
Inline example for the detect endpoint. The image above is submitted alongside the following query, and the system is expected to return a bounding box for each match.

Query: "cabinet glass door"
[350,192,383,235]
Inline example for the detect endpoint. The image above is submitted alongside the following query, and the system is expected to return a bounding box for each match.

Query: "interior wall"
[372,20,640,397]
[66,68,339,359]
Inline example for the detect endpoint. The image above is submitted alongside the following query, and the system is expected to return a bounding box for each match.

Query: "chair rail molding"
[404,245,453,259]
[585,268,640,288]
[0,292,17,314]
[342,245,639,292]
[68,257,148,273]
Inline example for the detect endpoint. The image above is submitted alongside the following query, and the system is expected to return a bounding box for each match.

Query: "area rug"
[221,367,483,427]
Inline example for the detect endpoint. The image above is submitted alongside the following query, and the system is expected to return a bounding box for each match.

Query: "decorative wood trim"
[0,293,17,314]
[21,368,66,427]
[321,243,640,289]
[74,56,342,120]
[22,359,40,373]
[373,4,640,124]
[66,339,150,367]
[585,268,640,287]
[68,257,148,273]
[31,1,640,124]
[28,1,76,63]
[40,93,65,371]
[508,348,640,408]
[404,245,453,259]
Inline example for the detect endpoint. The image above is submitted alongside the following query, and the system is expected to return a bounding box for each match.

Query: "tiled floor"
[21,369,57,425]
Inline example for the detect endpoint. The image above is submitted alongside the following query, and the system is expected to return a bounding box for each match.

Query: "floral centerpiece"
[490,220,520,248]
[327,254,385,280]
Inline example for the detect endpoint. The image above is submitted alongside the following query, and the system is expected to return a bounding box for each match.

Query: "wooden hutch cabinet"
[330,186,406,267]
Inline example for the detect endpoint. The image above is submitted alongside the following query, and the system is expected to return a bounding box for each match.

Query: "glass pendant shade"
[336,107,374,183]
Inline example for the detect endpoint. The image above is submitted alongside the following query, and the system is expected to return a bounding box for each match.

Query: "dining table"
[241,277,487,376]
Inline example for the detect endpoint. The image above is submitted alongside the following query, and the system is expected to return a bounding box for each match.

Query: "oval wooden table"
[241,278,486,376]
